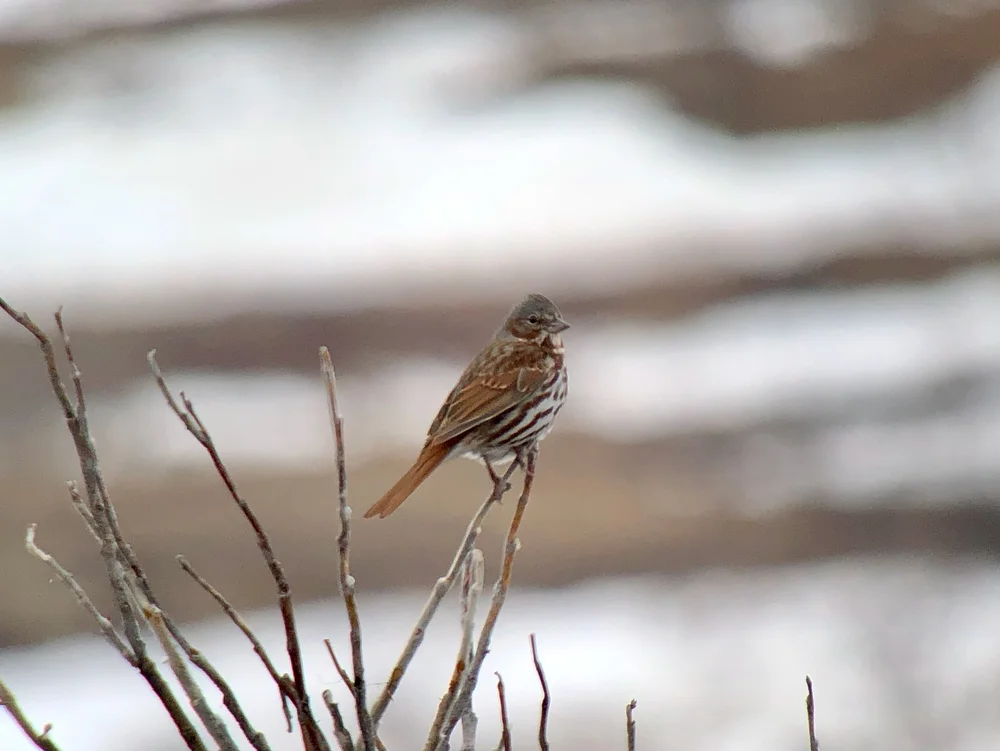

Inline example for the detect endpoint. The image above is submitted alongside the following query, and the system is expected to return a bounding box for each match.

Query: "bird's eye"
[528,314,539,324]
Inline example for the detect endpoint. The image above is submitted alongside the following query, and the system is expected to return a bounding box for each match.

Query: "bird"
[364,293,570,519]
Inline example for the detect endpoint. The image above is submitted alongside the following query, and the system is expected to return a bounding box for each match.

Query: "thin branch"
[149,351,327,751]
[529,634,550,751]
[320,347,377,751]
[322,690,355,751]
[145,604,241,751]
[626,700,637,751]
[458,551,484,751]
[0,677,62,751]
[459,710,478,751]
[60,313,265,751]
[371,461,519,726]
[495,674,512,751]
[66,481,101,544]
[64,487,257,751]
[805,676,819,751]
[0,301,206,751]
[430,448,539,750]
[24,525,135,665]
[324,640,357,701]
[178,555,294,734]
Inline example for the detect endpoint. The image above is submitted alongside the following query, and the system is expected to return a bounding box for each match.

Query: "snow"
[2,560,998,750]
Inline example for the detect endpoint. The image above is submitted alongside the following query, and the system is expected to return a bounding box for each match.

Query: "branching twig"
[178,555,294,734]
[322,690,355,751]
[24,525,135,665]
[145,604,240,751]
[66,481,101,544]
[372,461,519,726]
[805,676,819,751]
[148,350,327,751]
[626,699,637,751]
[529,634,550,751]
[0,677,62,751]
[495,674,512,751]
[320,347,377,751]
[430,448,539,750]
[0,300,206,751]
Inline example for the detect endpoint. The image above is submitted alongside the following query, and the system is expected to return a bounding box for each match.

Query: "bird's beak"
[551,319,570,333]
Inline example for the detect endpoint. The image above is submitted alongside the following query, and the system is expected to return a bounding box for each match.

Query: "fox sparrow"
[364,293,570,519]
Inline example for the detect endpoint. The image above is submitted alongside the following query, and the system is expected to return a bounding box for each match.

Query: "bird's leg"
[513,445,533,472]
[484,460,512,501]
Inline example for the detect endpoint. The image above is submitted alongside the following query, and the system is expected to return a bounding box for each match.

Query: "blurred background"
[3,0,1000,749]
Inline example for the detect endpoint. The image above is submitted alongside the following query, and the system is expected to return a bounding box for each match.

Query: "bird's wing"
[427,342,551,445]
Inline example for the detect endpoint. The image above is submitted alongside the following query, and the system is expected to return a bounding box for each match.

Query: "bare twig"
[0,300,205,751]
[178,555,294,734]
[529,634,550,751]
[70,482,270,751]
[805,676,819,751]
[320,347,377,751]
[324,640,357,701]
[626,699,637,751]
[458,551,484,751]
[0,677,62,751]
[160,607,273,751]
[149,351,327,751]
[322,690,355,751]
[371,461,519,726]
[430,448,539,750]
[459,709,478,751]
[145,604,241,751]
[66,481,101,544]
[24,525,135,665]
[495,674,512,751]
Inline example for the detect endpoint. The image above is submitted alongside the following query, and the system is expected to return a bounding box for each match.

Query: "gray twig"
[805,676,819,751]
[626,699,637,751]
[322,690,355,751]
[529,634,550,751]
[429,448,539,750]
[0,677,62,751]
[0,300,205,751]
[320,347,377,751]
[24,525,135,665]
[458,551,484,751]
[149,350,328,751]
[66,481,101,544]
[371,461,519,727]
[178,555,294,734]
[145,604,240,751]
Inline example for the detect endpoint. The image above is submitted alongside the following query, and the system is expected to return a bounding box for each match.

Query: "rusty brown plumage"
[364,293,569,519]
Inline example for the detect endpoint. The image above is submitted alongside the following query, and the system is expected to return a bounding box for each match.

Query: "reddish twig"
[324,639,357,701]
[148,351,328,751]
[495,674,512,751]
[529,634,551,751]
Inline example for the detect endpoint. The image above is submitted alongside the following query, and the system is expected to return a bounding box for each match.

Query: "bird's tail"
[364,442,450,519]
